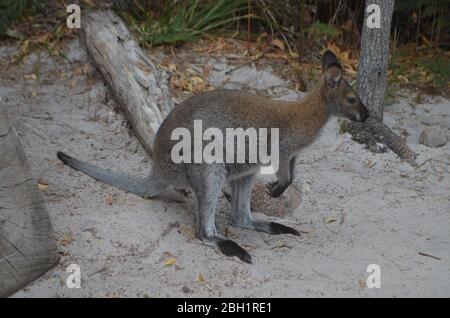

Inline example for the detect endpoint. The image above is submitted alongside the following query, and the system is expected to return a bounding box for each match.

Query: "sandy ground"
[1,39,449,297]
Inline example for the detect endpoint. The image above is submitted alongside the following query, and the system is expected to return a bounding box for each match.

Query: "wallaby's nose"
[359,103,369,122]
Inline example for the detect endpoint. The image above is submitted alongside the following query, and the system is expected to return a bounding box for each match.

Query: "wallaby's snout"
[322,50,369,123]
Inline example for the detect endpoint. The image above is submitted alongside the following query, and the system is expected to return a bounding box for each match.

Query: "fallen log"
[0,108,58,297]
[82,10,301,217]
[82,10,174,158]
[341,117,419,167]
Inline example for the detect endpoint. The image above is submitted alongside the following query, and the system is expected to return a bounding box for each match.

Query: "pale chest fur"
[279,88,330,154]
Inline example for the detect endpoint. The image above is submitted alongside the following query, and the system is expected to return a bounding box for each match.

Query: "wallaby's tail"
[57,151,163,198]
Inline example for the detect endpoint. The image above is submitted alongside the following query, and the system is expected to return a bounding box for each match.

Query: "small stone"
[208,63,286,91]
[250,177,302,217]
[419,127,448,148]
[223,176,302,218]
[95,108,111,123]
[181,286,193,294]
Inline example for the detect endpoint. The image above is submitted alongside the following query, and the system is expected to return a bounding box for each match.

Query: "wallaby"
[58,50,368,263]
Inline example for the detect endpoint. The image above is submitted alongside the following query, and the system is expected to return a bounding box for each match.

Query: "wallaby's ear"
[325,65,342,89]
[322,50,341,72]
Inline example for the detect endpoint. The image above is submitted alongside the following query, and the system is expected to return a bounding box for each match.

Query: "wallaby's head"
[321,50,369,122]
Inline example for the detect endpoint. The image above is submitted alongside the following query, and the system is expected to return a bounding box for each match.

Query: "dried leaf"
[266,52,289,60]
[271,38,285,51]
[59,232,74,246]
[105,195,114,206]
[325,217,338,224]
[164,257,177,267]
[364,159,373,168]
[23,73,37,81]
[303,183,311,193]
[38,183,48,191]
[178,225,195,240]
[191,75,204,84]
[289,51,299,59]
[214,37,226,51]
[73,66,85,76]
[326,42,340,54]
[358,278,366,288]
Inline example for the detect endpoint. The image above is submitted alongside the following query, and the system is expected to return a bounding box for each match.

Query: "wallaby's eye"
[347,96,356,104]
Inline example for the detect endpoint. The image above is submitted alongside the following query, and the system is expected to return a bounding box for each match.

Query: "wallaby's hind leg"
[230,174,255,227]
[191,167,252,264]
[231,174,300,236]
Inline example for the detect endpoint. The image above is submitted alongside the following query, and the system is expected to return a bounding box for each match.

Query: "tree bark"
[347,1,418,167]
[341,117,419,167]
[357,0,395,122]
[0,109,58,297]
[82,10,174,158]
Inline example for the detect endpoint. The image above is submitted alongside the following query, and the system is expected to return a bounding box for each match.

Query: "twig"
[432,159,450,166]
[88,266,108,277]
[330,0,343,25]
[419,158,432,167]
[341,117,419,168]
[225,51,265,75]
[334,140,345,152]
[418,252,441,260]
[323,218,338,234]
[342,0,360,42]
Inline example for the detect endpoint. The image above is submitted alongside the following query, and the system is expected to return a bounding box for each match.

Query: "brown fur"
[152,71,363,173]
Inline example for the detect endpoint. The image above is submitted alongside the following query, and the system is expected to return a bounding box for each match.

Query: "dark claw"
[265,180,277,195]
[217,240,252,264]
[269,222,300,236]
[265,180,277,190]
[265,180,287,198]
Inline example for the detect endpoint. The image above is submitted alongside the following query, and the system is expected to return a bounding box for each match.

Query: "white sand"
[1,39,449,297]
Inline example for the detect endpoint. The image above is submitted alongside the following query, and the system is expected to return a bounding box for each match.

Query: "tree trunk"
[344,1,418,167]
[82,10,174,158]
[0,109,58,297]
[357,0,395,122]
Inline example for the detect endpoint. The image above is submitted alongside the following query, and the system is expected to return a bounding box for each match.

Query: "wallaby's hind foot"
[230,174,299,236]
[208,235,252,264]
[234,218,300,236]
[252,220,300,236]
[191,167,251,264]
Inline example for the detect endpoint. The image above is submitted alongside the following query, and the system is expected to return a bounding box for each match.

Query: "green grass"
[121,0,252,46]
[418,57,450,89]
[305,21,340,38]
[0,0,41,36]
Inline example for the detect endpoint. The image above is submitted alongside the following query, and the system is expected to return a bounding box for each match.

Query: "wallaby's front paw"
[217,239,252,264]
[265,180,288,198]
